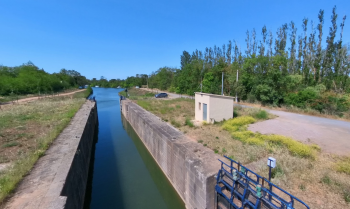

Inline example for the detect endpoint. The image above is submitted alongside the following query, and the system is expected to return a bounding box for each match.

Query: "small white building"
[195,92,234,123]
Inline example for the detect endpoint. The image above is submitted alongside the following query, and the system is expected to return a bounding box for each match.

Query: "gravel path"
[246,107,350,155]
[0,89,86,106]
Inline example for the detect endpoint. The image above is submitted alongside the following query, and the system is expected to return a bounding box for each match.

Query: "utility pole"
[235,69,238,102]
[201,77,203,92]
[147,75,149,88]
[221,72,224,95]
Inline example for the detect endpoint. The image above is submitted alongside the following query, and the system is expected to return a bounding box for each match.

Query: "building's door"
[203,103,207,121]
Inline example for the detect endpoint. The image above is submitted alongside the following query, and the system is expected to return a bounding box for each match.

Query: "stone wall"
[3,101,98,209]
[121,100,221,209]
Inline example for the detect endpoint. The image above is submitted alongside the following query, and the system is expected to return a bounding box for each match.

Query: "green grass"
[2,142,20,148]
[222,116,319,159]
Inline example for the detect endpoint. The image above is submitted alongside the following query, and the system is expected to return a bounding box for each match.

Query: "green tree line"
[126,7,350,116]
[0,61,89,96]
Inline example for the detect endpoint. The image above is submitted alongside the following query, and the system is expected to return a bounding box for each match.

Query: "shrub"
[253,110,268,120]
[284,88,318,109]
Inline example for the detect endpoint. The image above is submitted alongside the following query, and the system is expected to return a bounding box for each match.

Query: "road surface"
[239,105,350,155]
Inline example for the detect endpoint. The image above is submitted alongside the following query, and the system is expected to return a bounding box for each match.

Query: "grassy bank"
[0,93,86,203]
[126,88,350,207]
[119,88,155,100]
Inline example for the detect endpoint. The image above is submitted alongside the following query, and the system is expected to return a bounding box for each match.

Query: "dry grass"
[0,94,86,203]
[129,88,350,207]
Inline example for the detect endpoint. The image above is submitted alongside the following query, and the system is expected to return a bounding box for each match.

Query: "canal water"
[85,88,185,209]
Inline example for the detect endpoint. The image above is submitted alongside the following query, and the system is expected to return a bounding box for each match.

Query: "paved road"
[237,104,350,155]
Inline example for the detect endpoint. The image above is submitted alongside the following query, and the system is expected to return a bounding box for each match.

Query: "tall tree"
[245,30,251,56]
[322,6,338,89]
[180,51,191,69]
[226,40,232,64]
[289,21,297,74]
[259,26,267,56]
[316,9,325,82]
[251,29,257,56]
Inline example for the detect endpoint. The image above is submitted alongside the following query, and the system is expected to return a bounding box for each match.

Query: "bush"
[168,86,176,93]
[253,110,268,120]
[284,88,318,109]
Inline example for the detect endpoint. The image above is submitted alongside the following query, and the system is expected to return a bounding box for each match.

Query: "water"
[85,88,185,209]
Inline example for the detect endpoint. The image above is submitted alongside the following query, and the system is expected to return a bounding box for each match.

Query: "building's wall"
[121,100,221,209]
[195,94,210,122]
[209,96,234,122]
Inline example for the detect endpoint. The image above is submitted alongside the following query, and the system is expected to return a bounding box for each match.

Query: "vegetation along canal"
[84,88,185,209]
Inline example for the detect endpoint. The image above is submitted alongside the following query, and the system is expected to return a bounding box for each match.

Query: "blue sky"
[0,0,349,80]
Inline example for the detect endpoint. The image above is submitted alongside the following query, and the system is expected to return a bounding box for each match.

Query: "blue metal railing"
[215,156,310,209]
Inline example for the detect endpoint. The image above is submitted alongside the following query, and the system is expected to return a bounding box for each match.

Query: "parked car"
[155,93,168,98]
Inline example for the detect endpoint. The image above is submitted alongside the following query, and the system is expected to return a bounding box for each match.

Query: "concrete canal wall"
[4,101,98,209]
[121,100,221,209]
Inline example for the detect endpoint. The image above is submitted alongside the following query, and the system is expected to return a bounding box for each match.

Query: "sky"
[0,0,349,80]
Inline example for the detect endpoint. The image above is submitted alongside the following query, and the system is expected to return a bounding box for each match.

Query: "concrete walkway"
[246,107,350,156]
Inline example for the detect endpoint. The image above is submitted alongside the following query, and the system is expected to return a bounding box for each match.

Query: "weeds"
[171,119,181,128]
[185,118,194,127]
[321,175,331,185]
[344,190,350,203]
[222,117,318,159]
[271,164,284,178]
[335,156,350,175]
[2,142,19,148]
